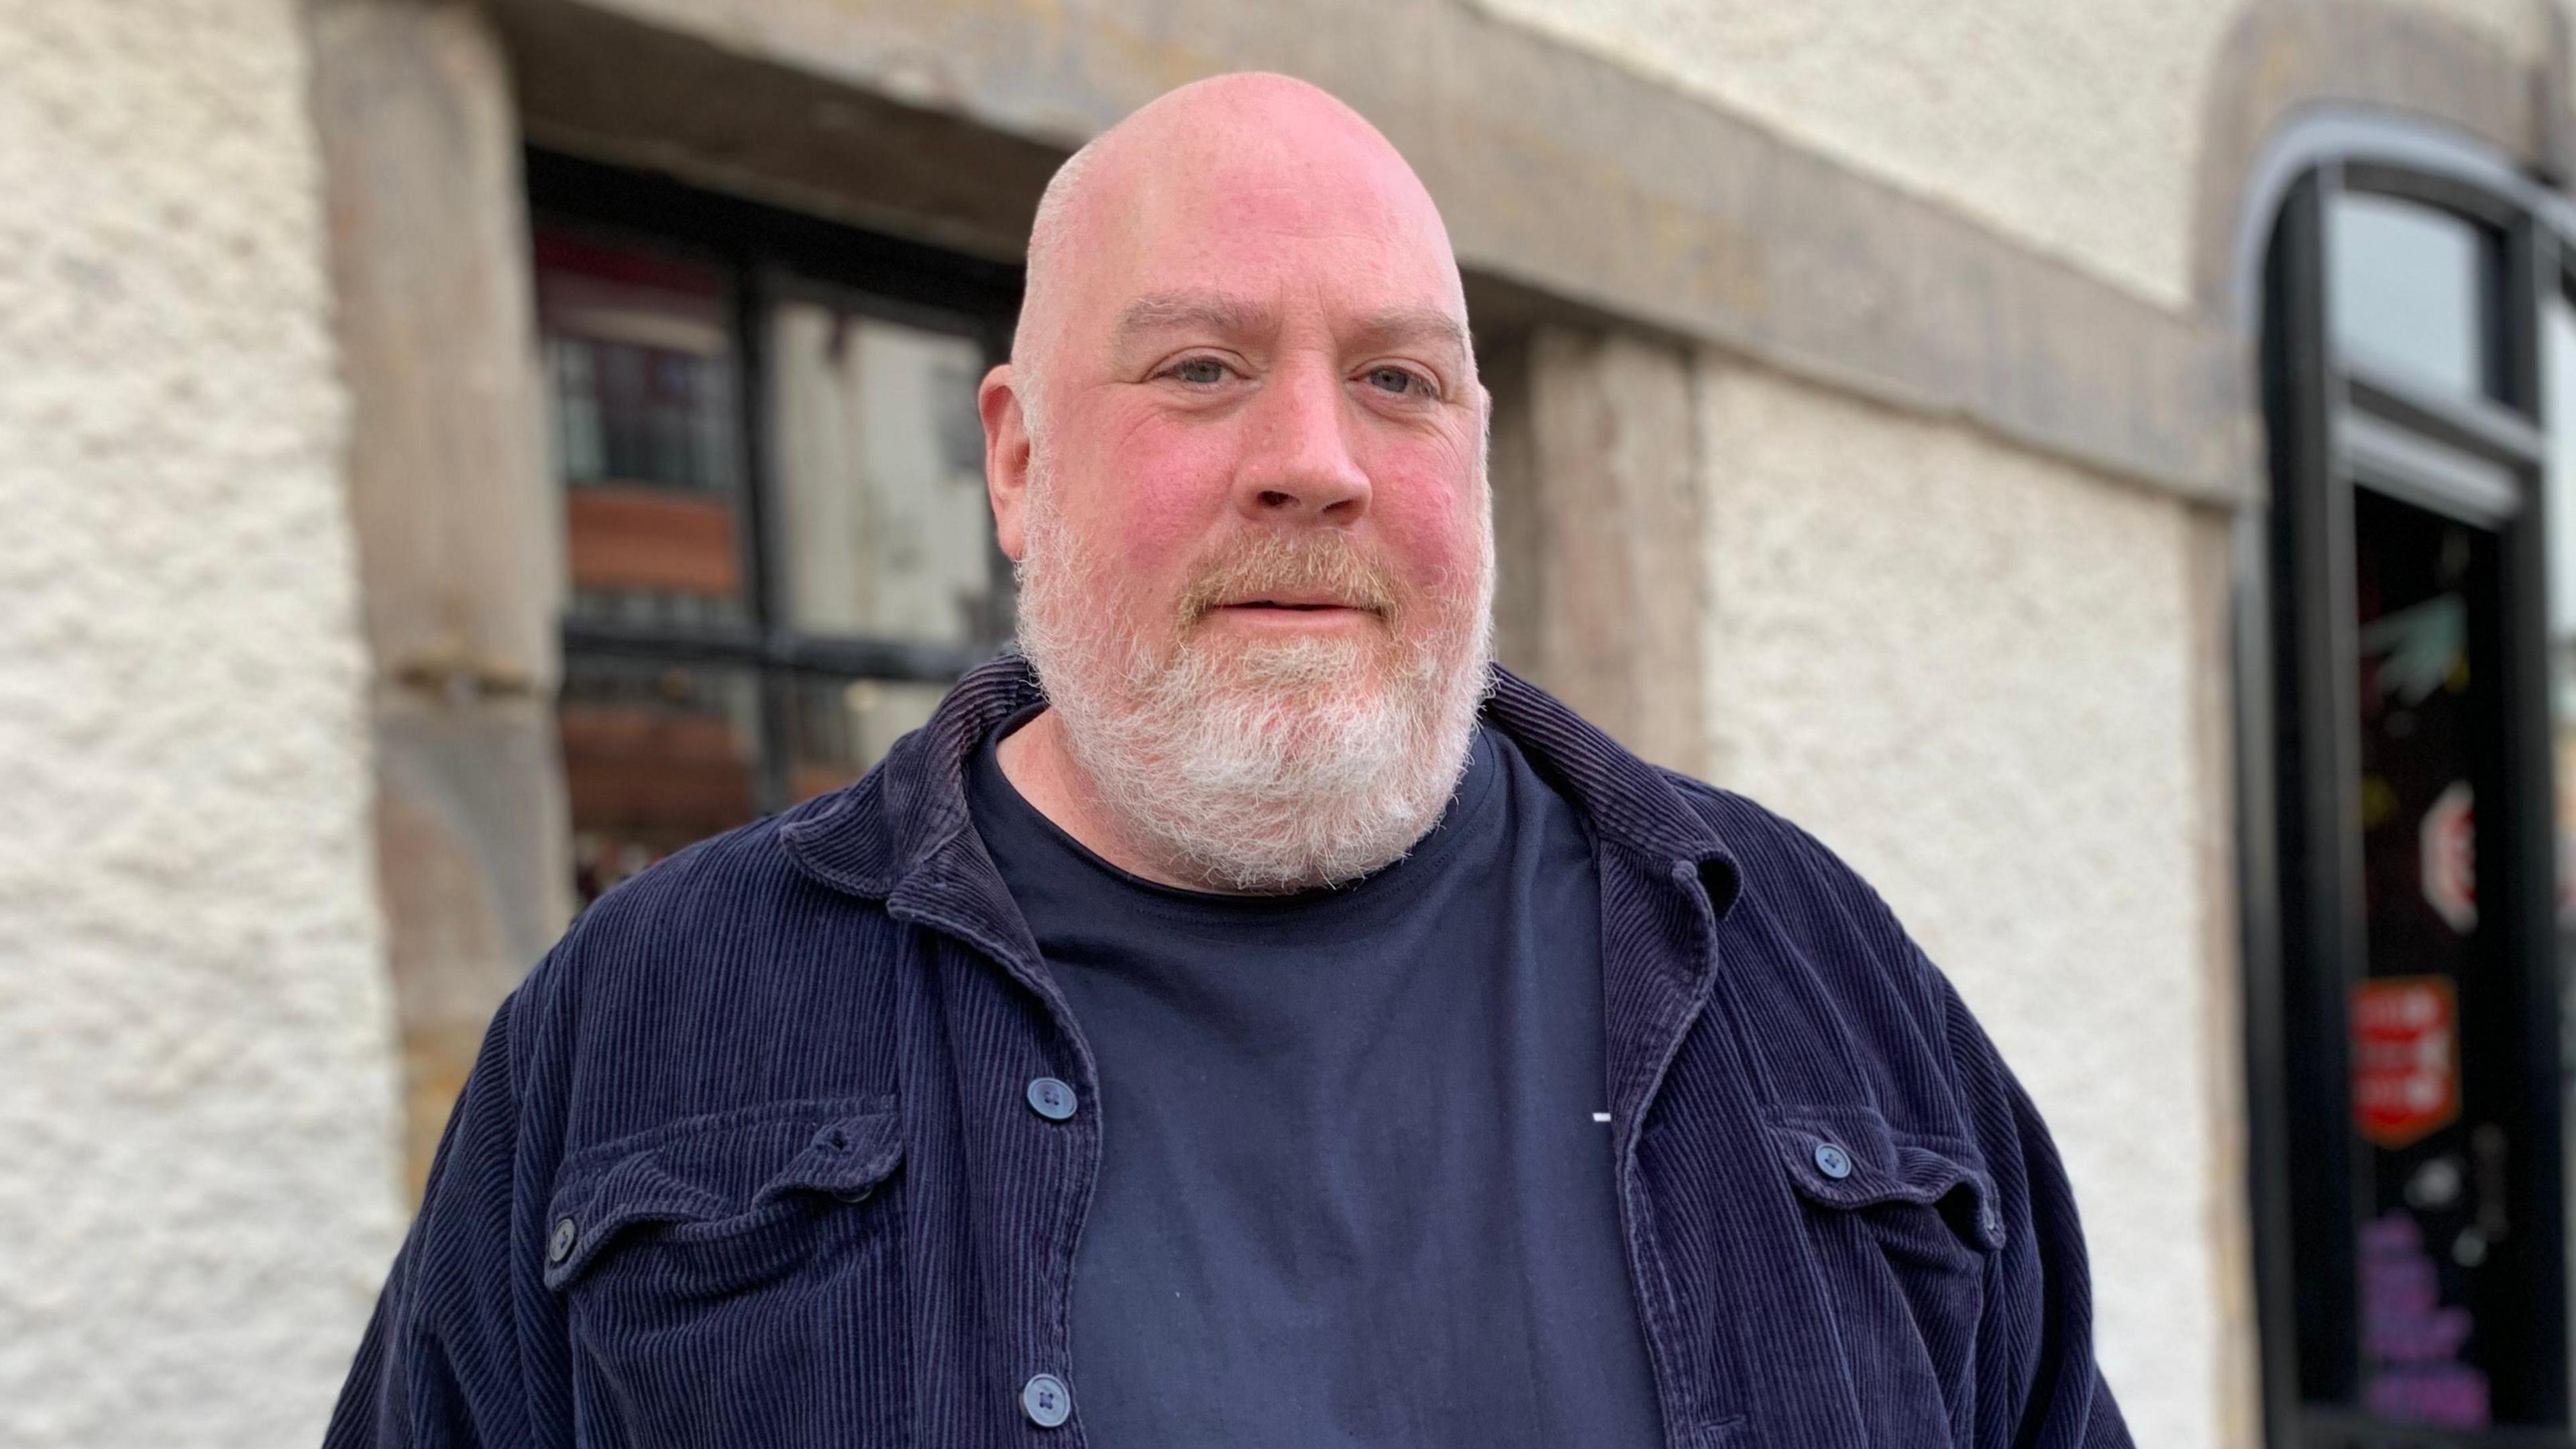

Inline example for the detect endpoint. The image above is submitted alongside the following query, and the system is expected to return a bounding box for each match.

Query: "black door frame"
[2241,122,2575,1449]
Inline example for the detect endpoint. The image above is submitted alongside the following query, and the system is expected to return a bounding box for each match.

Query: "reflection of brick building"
[565,488,739,599]
[541,231,757,900]
[19,2,2576,1446]
[532,207,1008,902]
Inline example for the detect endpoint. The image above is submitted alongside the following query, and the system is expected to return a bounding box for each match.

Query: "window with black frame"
[527,154,1022,907]
[2251,156,2574,1448]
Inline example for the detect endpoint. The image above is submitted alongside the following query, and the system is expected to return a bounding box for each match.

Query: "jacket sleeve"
[323,991,551,1449]
[1933,962,2134,1449]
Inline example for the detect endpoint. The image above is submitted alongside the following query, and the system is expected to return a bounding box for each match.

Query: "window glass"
[771,297,1006,647]
[557,655,761,904]
[2258,164,2576,1437]
[533,207,1008,912]
[2328,191,2504,399]
[537,229,749,630]
[2541,295,2576,938]
[2544,299,2576,680]
[783,675,952,804]
[2330,193,2500,401]
[2345,485,2503,1428]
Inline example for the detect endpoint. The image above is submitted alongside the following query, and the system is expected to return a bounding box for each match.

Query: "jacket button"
[1812,1140,1853,1180]
[1026,1077,1078,1122]
[548,1216,578,1265]
[1021,1373,1072,1428]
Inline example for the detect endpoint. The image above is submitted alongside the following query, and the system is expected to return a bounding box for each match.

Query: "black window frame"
[526,148,1024,816]
[2244,134,2576,1449]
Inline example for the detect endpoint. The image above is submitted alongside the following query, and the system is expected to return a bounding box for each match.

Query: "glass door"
[2253,162,2571,1447]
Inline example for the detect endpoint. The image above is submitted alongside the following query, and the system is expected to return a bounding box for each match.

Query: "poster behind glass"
[2347,486,2507,1428]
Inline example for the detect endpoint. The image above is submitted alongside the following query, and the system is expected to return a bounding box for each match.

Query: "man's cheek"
[1109,421,1238,508]
[1366,448,1478,533]
[1377,512,1481,594]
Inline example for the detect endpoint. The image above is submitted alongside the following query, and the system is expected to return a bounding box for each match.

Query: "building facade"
[10,1,2576,1446]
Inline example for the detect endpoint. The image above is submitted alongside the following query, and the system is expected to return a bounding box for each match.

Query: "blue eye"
[1169,358,1228,385]
[1366,366,1424,396]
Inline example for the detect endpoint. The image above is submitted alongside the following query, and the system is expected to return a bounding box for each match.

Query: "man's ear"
[980,362,1033,561]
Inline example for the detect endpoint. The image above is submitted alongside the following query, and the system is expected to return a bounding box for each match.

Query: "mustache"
[1171,531,1404,626]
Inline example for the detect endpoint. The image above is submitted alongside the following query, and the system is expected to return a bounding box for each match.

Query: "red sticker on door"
[2352,976,2461,1150]
[2420,780,2476,935]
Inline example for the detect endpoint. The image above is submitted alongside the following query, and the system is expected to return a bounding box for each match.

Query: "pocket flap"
[1762,1102,2006,1252]
[753,1110,906,1206]
[542,1099,904,1290]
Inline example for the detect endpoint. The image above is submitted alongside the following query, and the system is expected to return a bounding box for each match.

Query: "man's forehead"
[1075,158,1465,337]
[1125,117,1448,241]
[1014,74,1470,380]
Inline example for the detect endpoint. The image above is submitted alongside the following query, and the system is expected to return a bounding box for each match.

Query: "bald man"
[328,74,2130,1449]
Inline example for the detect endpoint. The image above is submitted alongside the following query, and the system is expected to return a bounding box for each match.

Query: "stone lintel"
[494,0,2259,505]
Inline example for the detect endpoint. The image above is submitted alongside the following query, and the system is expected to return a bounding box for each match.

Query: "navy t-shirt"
[965,711,1664,1447]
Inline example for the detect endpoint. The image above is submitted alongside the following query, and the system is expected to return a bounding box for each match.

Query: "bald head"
[975,71,1494,892]
[1011,72,1470,432]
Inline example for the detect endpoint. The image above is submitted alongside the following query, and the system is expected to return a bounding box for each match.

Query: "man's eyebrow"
[1110,294,1468,360]
[1349,307,1468,358]
[1113,291,1273,343]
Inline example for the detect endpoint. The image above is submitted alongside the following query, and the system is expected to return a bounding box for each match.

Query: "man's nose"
[1233,362,1372,523]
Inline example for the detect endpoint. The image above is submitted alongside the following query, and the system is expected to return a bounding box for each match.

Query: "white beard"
[1011,453,1494,893]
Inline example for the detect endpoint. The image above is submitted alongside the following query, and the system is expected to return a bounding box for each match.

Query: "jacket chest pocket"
[1764,1104,2003,1448]
[545,1097,911,1449]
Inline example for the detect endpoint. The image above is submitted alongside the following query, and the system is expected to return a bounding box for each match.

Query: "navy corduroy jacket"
[325,657,2133,1449]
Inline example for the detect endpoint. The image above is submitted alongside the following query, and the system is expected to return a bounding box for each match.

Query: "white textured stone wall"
[1695,363,2229,1448]
[1468,0,2548,309]
[0,1,402,1446]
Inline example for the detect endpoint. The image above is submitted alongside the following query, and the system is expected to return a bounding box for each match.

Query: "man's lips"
[1199,598,1387,629]
[1210,599,1380,616]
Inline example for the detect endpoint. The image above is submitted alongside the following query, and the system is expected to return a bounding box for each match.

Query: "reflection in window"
[532,207,1012,910]
[2541,296,2576,928]
[537,231,748,631]
[2329,193,2501,400]
[785,676,952,804]
[772,301,1007,647]
[558,656,761,904]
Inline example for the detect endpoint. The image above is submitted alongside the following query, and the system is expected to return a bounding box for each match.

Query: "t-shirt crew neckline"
[971,702,1505,943]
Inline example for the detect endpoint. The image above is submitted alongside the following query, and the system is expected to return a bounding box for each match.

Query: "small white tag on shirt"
[1591,1112,1613,1124]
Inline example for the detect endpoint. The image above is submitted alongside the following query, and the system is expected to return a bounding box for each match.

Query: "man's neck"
[994,706,1256,894]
